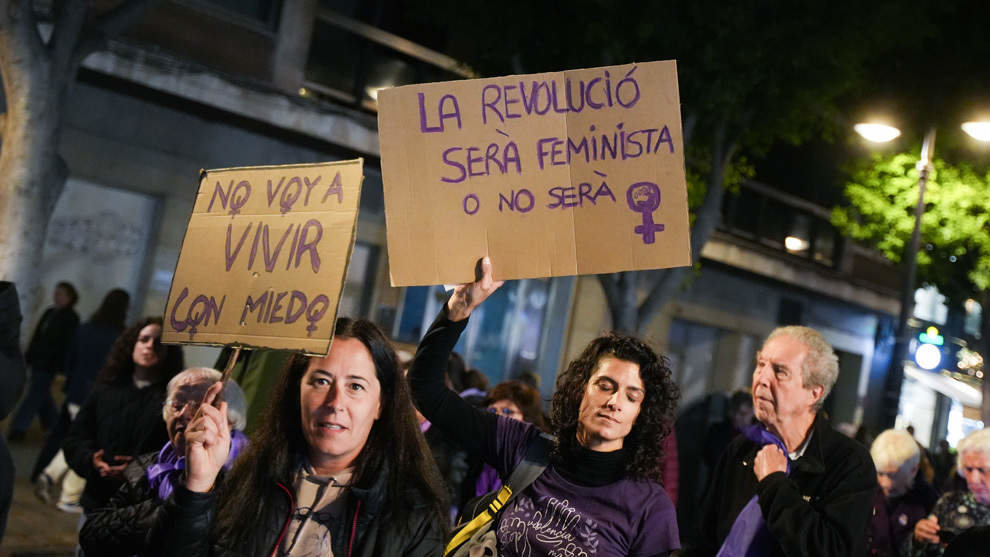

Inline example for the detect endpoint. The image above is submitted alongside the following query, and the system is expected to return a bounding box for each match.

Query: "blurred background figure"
[932,439,956,492]
[33,288,130,512]
[867,428,938,556]
[702,390,754,477]
[80,368,247,556]
[0,281,27,544]
[909,428,990,556]
[9,281,80,441]
[463,379,548,508]
[62,316,183,542]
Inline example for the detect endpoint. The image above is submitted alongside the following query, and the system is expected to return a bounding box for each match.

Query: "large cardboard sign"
[163,160,364,354]
[378,60,690,286]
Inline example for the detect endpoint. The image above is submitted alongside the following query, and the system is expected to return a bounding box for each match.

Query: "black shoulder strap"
[501,432,553,503]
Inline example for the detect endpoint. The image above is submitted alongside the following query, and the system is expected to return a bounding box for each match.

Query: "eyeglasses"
[165,399,202,414]
[487,407,520,417]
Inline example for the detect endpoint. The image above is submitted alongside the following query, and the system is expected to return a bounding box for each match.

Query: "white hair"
[764,326,839,412]
[958,428,990,458]
[871,429,920,472]
[164,367,247,430]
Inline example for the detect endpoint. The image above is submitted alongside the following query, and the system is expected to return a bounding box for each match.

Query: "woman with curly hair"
[63,317,184,522]
[411,258,681,556]
[159,317,448,556]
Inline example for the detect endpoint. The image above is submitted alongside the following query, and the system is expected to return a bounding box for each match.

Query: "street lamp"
[856,120,990,427]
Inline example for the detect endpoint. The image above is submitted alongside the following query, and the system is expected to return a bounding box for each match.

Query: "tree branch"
[635,117,738,332]
[49,0,88,78]
[636,267,688,332]
[682,110,697,148]
[597,273,621,319]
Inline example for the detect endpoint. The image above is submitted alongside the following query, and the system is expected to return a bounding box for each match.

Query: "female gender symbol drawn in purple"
[626,181,664,244]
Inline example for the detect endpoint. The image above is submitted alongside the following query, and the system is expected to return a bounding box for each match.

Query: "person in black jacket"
[9,281,80,440]
[79,367,248,557]
[32,288,130,506]
[159,317,448,556]
[62,317,184,525]
[688,326,878,557]
[0,281,27,544]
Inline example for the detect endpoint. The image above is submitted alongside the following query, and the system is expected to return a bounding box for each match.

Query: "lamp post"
[856,121,990,427]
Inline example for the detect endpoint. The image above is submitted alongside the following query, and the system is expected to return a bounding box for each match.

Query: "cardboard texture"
[163,160,364,355]
[378,60,691,286]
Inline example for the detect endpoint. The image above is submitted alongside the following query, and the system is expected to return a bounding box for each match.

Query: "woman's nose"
[606,391,620,409]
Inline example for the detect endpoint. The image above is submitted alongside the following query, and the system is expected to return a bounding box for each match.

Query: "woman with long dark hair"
[161,317,448,556]
[411,258,681,556]
[62,317,184,523]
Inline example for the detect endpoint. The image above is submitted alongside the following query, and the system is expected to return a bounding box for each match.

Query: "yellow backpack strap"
[443,432,553,556]
[443,485,513,555]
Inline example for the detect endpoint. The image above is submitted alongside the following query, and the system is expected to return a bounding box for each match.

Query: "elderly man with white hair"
[689,326,878,557]
[79,368,248,556]
[867,429,939,556]
[908,428,990,556]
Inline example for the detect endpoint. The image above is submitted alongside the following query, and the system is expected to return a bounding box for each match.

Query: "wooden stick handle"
[220,345,241,385]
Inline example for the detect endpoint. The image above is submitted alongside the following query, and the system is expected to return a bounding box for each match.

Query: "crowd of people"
[2,265,990,556]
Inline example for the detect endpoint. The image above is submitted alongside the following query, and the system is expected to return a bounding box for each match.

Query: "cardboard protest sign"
[163,160,363,355]
[377,60,690,286]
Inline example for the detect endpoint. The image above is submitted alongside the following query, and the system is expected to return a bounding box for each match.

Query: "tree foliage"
[833,152,990,302]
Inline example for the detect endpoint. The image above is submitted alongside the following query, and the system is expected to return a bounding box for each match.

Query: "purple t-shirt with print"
[492,416,680,556]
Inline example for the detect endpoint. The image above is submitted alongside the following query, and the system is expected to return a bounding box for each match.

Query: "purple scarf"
[146,429,249,501]
[716,424,792,557]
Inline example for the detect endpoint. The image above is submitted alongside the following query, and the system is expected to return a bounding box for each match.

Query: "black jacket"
[0,281,25,419]
[689,413,878,557]
[79,452,166,557]
[63,322,123,406]
[157,462,444,557]
[25,305,79,372]
[63,379,171,511]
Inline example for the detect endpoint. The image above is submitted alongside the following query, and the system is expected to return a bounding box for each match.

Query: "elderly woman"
[909,428,990,556]
[868,428,938,556]
[79,368,247,556]
[63,317,184,520]
[160,317,448,556]
[411,258,681,556]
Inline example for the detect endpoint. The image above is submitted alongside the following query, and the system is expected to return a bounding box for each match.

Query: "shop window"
[393,278,562,386]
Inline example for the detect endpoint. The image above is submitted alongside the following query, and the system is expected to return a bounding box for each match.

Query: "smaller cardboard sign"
[162,160,364,355]
[377,60,691,286]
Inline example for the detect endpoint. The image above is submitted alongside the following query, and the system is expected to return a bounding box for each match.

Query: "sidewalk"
[2,423,77,557]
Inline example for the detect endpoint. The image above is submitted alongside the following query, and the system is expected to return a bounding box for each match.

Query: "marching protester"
[909,428,990,556]
[62,317,184,536]
[410,257,681,556]
[159,317,447,556]
[79,368,247,556]
[9,281,80,441]
[867,428,939,556]
[687,326,878,556]
[33,288,130,511]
